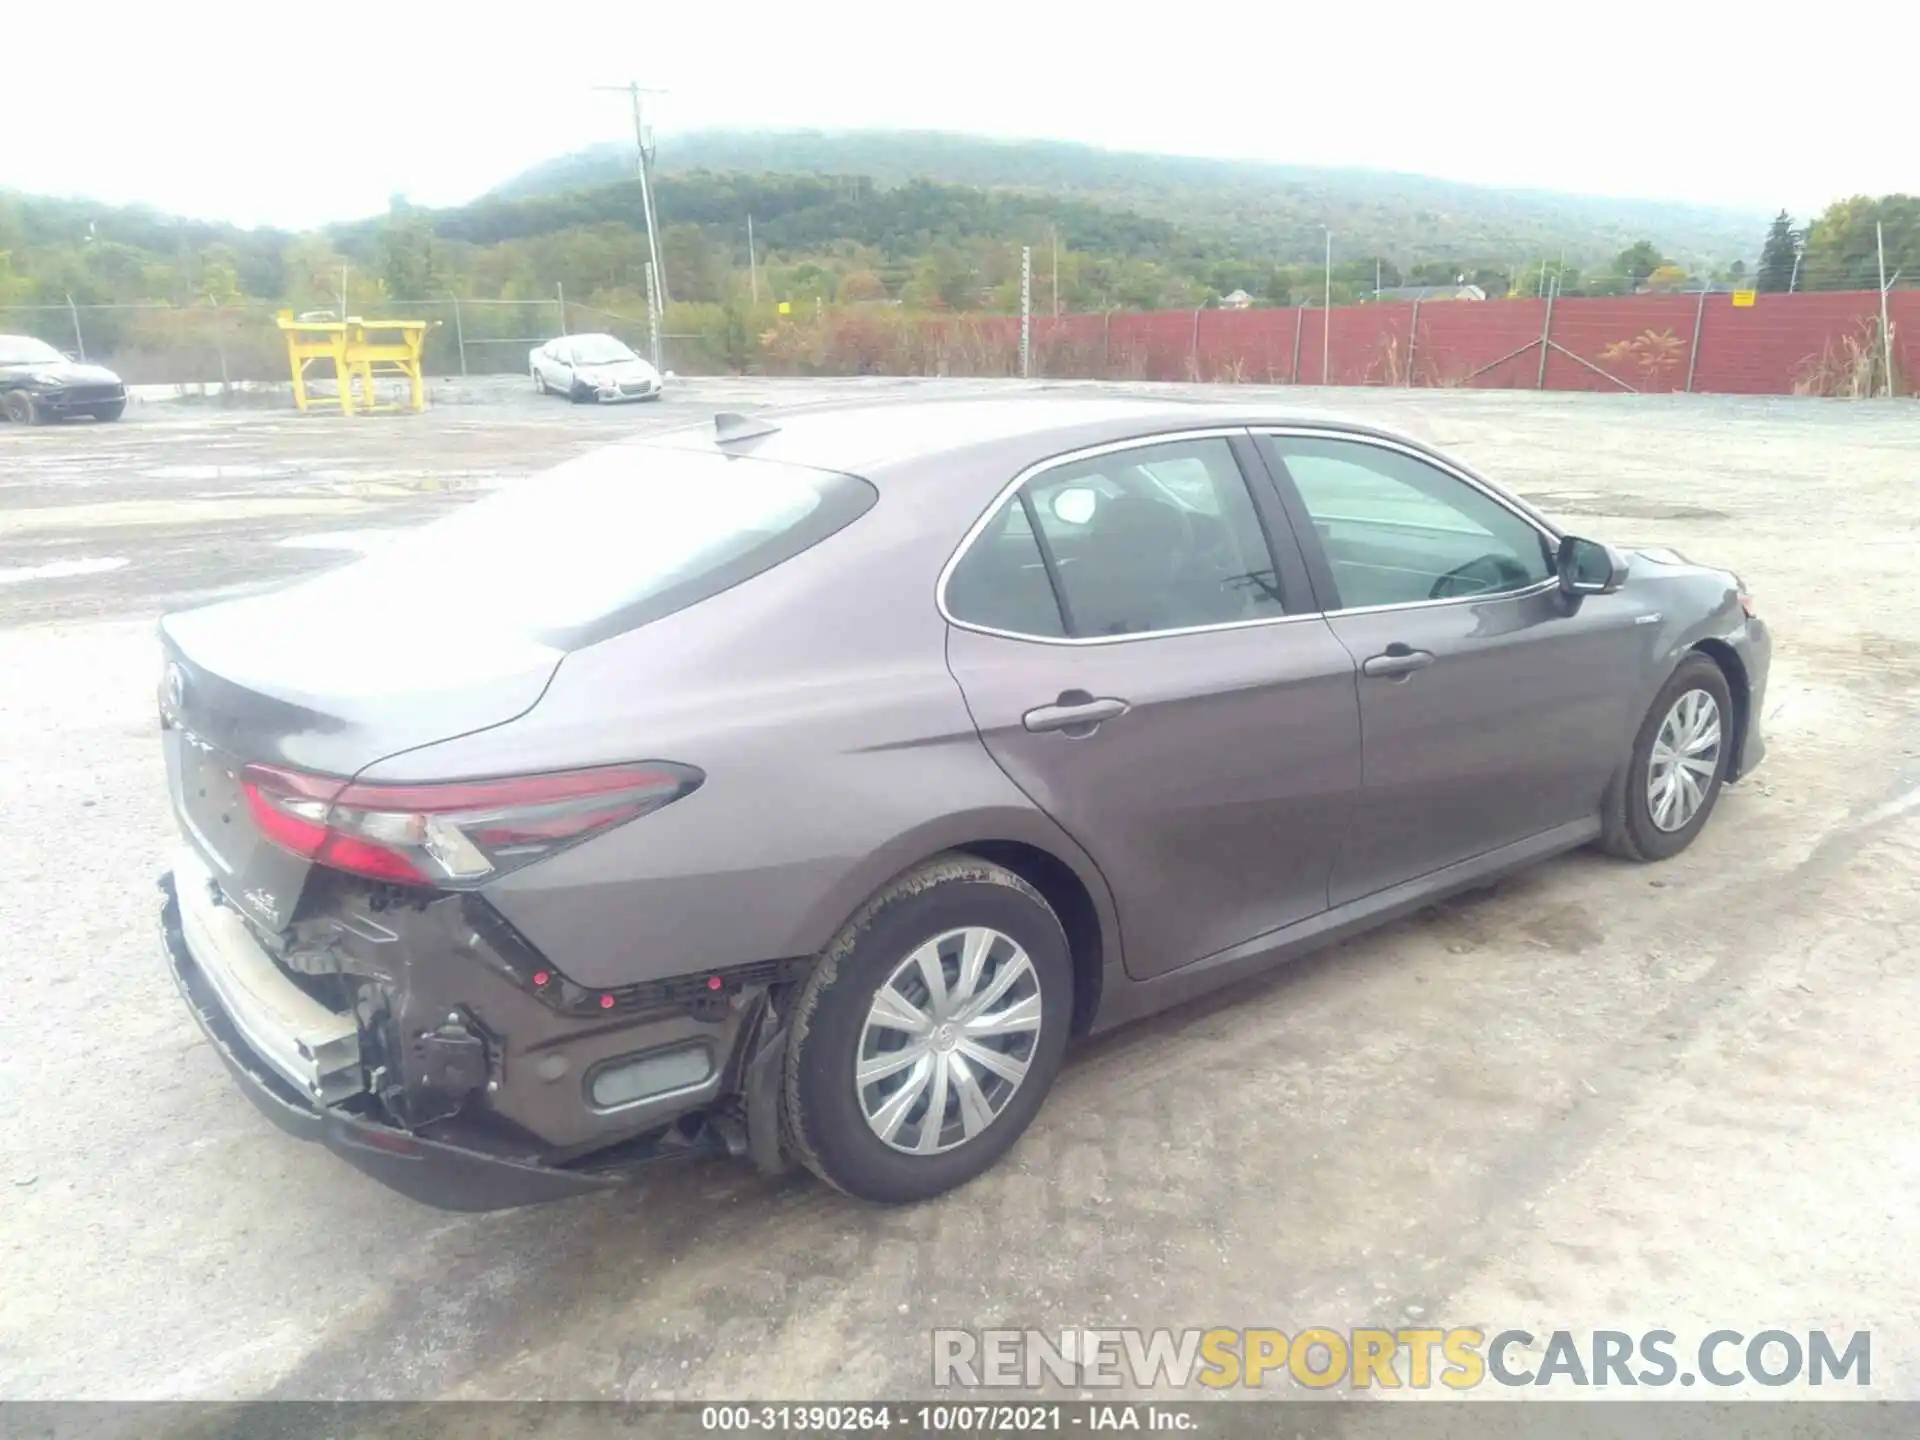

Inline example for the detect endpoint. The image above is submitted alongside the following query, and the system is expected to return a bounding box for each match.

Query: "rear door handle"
[1023,694,1130,735]
[1361,645,1435,679]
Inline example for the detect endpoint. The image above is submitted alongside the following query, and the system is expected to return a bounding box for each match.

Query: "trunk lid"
[156,438,875,931]
[159,581,562,931]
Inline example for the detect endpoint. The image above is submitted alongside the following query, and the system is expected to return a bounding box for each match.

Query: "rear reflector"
[589,1043,714,1109]
[242,762,702,888]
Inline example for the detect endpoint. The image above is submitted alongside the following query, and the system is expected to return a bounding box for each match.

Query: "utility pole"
[747,213,759,305]
[1375,257,1381,300]
[1789,233,1805,294]
[1322,228,1333,385]
[1051,227,1060,318]
[1877,221,1895,398]
[644,263,662,373]
[1020,246,1032,378]
[594,81,670,365]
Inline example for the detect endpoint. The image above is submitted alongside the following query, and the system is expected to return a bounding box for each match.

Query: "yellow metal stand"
[276,312,435,414]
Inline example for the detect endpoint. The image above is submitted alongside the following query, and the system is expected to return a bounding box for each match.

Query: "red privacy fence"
[925,289,1916,397]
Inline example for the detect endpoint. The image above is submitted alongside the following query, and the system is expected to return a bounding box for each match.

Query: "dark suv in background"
[1,334,128,423]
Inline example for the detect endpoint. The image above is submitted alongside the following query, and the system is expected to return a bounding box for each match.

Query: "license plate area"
[163,727,310,930]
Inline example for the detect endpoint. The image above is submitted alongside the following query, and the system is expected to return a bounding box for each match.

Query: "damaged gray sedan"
[158,398,1769,1210]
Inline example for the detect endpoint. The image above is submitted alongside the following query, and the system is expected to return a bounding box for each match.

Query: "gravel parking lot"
[2,377,1917,1403]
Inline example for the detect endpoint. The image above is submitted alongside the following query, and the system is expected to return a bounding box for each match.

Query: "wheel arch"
[951,839,1105,1035]
[793,813,1122,1039]
[1688,637,1750,778]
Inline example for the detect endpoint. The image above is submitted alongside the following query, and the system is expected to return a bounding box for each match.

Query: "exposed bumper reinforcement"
[162,871,625,1212]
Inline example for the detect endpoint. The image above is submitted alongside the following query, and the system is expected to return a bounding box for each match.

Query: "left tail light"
[241,762,703,887]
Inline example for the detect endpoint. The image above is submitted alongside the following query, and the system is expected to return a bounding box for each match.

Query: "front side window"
[946,436,1286,639]
[1263,436,1553,609]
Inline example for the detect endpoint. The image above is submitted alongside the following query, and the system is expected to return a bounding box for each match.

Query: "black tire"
[90,400,125,422]
[1600,653,1734,862]
[3,390,41,425]
[567,381,590,404]
[532,369,547,395]
[783,855,1074,1203]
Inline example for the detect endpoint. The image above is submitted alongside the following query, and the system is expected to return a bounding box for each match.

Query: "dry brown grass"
[1793,318,1901,398]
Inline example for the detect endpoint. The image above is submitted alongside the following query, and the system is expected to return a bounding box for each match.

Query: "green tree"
[1800,194,1920,291]
[377,215,444,302]
[0,250,28,304]
[1756,211,1798,292]
[1612,240,1667,290]
[660,223,722,303]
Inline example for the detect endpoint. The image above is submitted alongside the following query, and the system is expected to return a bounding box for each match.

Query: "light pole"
[1322,228,1333,386]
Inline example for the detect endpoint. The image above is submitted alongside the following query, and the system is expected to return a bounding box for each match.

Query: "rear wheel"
[3,391,42,425]
[90,400,125,422]
[1601,653,1734,861]
[532,367,547,394]
[783,855,1073,1203]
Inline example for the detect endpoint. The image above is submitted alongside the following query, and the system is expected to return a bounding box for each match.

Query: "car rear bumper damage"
[160,854,799,1210]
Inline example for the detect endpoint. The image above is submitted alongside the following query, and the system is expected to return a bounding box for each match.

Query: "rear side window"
[945,436,1286,640]
[945,497,1067,638]
[309,445,875,650]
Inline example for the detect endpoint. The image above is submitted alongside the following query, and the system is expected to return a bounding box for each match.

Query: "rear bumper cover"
[161,873,622,1211]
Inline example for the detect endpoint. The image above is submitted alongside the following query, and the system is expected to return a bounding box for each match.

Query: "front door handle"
[1023,693,1131,735]
[1361,645,1435,679]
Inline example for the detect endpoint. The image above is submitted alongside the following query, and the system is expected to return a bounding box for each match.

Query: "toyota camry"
[157,397,1769,1210]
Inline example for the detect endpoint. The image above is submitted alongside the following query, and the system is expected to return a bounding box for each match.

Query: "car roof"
[643,392,1436,485]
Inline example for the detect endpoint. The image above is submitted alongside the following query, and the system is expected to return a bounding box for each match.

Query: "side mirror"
[1557,535,1628,596]
[61,350,78,362]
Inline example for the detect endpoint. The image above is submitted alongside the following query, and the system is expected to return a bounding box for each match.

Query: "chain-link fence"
[0,297,714,385]
[1,289,1909,397]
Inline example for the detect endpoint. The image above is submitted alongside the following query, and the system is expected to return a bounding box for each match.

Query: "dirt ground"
[1,377,1916,1403]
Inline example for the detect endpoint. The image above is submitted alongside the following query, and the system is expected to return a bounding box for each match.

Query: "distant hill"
[494,129,1767,268]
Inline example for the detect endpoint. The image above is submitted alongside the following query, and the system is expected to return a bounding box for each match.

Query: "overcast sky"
[9,3,1913,230]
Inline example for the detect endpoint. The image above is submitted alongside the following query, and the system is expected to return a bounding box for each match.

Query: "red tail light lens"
[241,762,701,887]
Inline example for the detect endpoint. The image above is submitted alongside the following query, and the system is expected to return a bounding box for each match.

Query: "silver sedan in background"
[530,333,666,403]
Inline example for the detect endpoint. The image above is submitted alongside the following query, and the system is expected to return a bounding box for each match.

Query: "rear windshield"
[311,444,875,650]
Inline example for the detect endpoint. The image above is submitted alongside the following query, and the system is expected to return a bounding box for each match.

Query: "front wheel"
[1601,653,1734,861]
[783,855,1073,1203]
[3,391,42,425]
